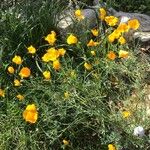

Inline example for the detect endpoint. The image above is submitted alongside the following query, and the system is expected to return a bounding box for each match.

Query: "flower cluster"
[107,19,140,44]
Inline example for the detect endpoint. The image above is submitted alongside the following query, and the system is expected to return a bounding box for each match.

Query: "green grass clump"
[0,0,150,149]
[104,0,150,15]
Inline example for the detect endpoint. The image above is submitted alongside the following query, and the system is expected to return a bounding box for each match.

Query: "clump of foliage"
[104,0,150,15]
[0,0,150,149]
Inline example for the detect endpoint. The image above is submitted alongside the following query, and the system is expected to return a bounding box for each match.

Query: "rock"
[57,9,96,29]
[57,10,74,29]
[133,32,150,42]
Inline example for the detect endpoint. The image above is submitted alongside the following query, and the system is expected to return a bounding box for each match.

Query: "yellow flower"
[67,34,78,45]
[64,91,69,99]
[47,47,59,61]
[27,45,36,54]
[84,62,92,70]
[91,50,96,56]
[0,89,5,97]
[108,30,121,43]
[23,104,38,124]
[118,36,126,45]
[53,59,61,70]
[16,94,24,100]
[58,48,66,56]
[7,66,15,74]
[42,48,59,62]
[112,29,121,39]
[14,79,21,86]
[63,139,69,145]
[105,16,118,26]
[108,34,115,43]
[74,9,85,20]
[12,55,22,65]
[19,67,31,78]
[99,8,106,20]
[45,31,56,45]
[119,50,129,58]
[122,111,131,118]
[107,51,116,60]
[108,144,116,150]
[128,19,140,30]
[117,23,129,33]
[91,29,99,37]
[87,39,100,47]
[43,71,51,80]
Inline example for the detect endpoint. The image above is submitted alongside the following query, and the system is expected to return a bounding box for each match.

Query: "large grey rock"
[57,8,96,30]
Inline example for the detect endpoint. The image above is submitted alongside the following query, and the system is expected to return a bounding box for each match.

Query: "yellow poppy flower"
[87,39,100,47]
[99,8,106,20]
[108,34,115,43]
[27,45,36,54]
[118,36,126,45]
[119,50,129,58]
[117,23,129,33]
[19,67,31,78]
[108,29,121,43]
[23,104,38,124]
[53,59,61,70]
[84,62,92,70]
[63,139,69,145]
[0,89,5,97]
[122,111,131,118]
[108,144,116,150]
[107,51,116,60]
[112,29,121,39]
[105,16,118,26]
[58,48,66,56]
[45,31,56,45]
[16,94,24,100]
[91,29,99,37]
[67,34,78,45]
[12,55,22,65]
[42,48,59,62]
[90,50,96,56]
[74,9,85,20]
[128,19,140,30]
[7,66,15,74]
[14,79,21,86]
[43,71,51,80]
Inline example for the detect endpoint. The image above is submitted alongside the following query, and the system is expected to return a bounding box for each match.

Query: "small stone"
[133,126,145,137]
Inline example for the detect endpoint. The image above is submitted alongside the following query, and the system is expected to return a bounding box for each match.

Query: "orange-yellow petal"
[27,45,36,54]
[67,34,78,45]
[128,19,140,30]
[53,60,61,70]
[12,55,22,65]
[84,62,92,70]
[19,67,31,78]
[75,9,85,20]
[7,66,15,74]
[119,50,129,58]
[107,51,116,60]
